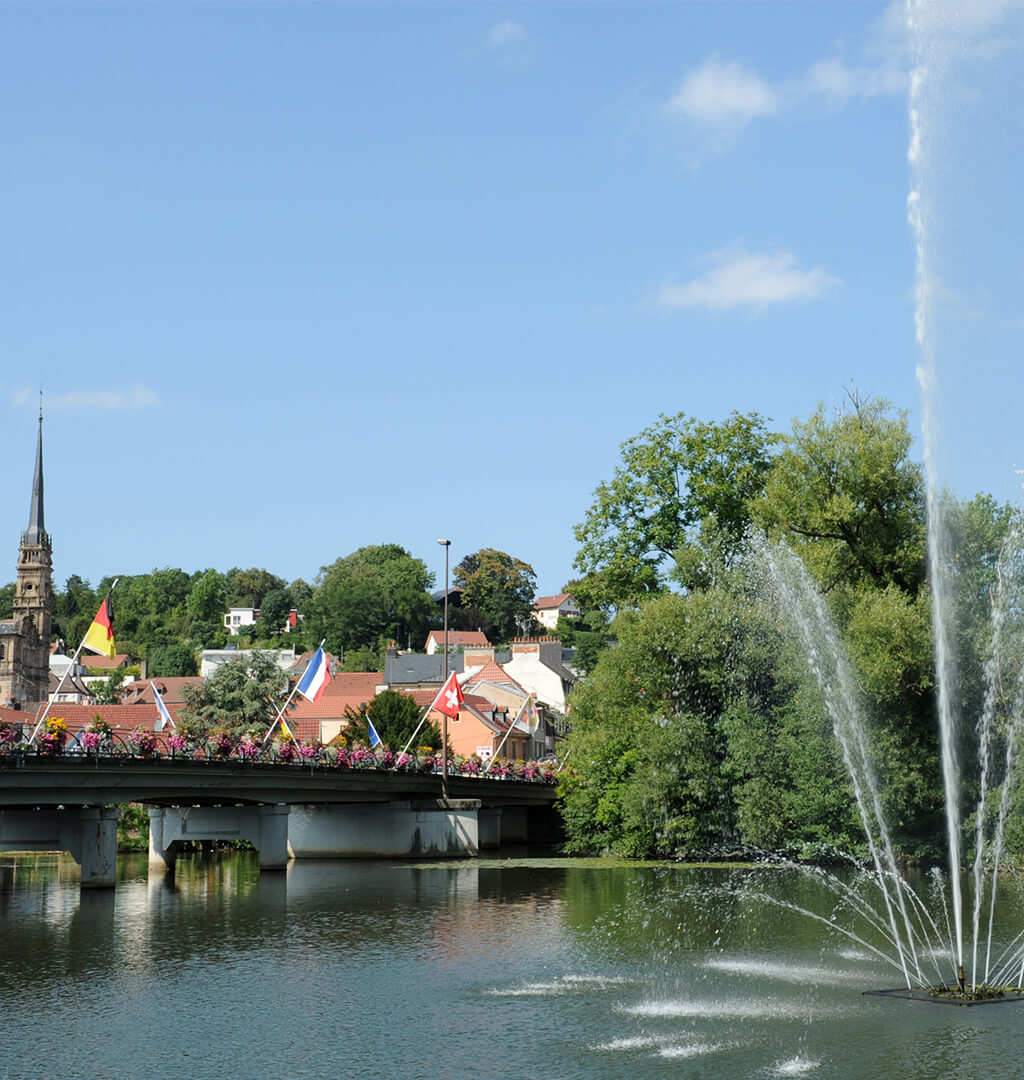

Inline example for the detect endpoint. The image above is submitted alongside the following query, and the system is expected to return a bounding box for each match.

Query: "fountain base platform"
[865,988,1024,1007]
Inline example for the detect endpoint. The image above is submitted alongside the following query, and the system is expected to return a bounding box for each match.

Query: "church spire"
[23,398,46,547]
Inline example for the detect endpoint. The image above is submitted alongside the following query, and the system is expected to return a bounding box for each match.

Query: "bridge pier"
[287,799,481,858]
[0,807,120,888]
[149,804,291,872]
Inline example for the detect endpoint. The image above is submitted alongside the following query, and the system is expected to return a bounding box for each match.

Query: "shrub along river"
[2,852,1023,1079]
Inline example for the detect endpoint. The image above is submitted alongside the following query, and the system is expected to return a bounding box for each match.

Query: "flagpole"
[484,697,529,775]
[394,669,455,767]
[394,705,432,766]
[437,539,451,801]
[262,638,325,744]
[28,579,119,746]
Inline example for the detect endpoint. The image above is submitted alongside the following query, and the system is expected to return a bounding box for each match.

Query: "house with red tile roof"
[459,662,551,760]
[288,671,382,744]
[533,593,580,631]
[424,629,489,655]
[398,688,534,762]
[0,702,185,738]
[121,677,204,705]
[78,653,132,673]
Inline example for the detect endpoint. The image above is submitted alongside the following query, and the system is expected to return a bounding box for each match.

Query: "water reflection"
[2,854,1024,1080]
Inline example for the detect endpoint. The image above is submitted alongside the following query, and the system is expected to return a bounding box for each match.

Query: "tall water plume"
[906,0,963,974]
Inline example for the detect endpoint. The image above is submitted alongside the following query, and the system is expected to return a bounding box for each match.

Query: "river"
[2,852,1023,1079]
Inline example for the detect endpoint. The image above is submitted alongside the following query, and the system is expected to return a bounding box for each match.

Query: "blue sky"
[3,1,1024,598]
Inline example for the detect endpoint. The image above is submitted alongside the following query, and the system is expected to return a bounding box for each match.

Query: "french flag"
[296,645,332,704]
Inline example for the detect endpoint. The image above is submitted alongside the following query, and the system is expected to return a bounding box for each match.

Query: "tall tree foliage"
[754,394,925,598]
[572,411,778,609]
[186,569,229,648]
[305,544,435,657]
[227,568,287,608]
[453,548,537,643]
[560,396,969,862]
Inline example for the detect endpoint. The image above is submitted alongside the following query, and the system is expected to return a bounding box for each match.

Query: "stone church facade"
[0,419,53,709]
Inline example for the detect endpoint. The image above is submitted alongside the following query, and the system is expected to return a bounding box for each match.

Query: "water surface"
[2,854,1022,1079]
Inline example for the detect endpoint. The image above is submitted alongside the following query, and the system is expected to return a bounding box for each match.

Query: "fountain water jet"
[737,0,1024,1004]
[757,531,1024,1004]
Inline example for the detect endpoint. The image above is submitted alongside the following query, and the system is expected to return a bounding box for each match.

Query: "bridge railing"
[0,725,559,784]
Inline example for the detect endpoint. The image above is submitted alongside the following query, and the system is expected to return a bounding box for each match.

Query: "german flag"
[82,597,115,658]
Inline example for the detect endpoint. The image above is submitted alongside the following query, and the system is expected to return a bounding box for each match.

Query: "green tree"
[288,577,313,611]
[753,393,944,859]
[343,689,443,751]
[559,586,762,856]
[90,671,128,705]
[558,571,859,859]
[573,411,778,608]
[178,650,288,737]
[305,545,435,656]
[754,394,925,599]
[186,569,229,648]
[255,588,293,639]
[0,581,15,620]
[453,548,537,643]
[55,574,95,623]
[227,567,287,608]
[341,646,383,673]
[148,642,199,678]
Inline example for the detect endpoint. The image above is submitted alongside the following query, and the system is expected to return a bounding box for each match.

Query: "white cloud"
[651,248,842,312]
[668,53,907,140]
[489,20,526,46]
[667,6,913,154]
[43,385,158,410]
[804,58,907,105]
[668,0,1024,149]
[667,57,779,130]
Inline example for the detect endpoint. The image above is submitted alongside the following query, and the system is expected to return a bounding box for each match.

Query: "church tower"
[3,413,53,706]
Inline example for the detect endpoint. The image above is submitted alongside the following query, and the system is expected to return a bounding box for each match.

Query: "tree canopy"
[559,395,1000,863]
[453,548,537,642]
[178,650,289,737]
[572,410,779,609]
[754,394,925,597]
[304,544,435,659]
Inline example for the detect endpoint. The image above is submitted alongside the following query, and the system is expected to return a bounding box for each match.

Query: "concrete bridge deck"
[0,754,557,809]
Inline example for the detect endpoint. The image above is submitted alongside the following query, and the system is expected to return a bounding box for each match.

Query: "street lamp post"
[437,538,451,800]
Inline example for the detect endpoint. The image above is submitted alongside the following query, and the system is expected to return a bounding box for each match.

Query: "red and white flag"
[430,671,464,719]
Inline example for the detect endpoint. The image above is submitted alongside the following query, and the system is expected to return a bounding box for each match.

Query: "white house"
[224,607,259,635]
[224,606,302,636]
[200,647,297,678]
[533,593,580,631]
[501,638,574,714]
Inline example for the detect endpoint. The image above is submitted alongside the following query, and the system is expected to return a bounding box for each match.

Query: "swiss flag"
[431,671,464,719]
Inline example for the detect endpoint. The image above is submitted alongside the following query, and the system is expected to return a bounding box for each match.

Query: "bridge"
[0,753,560,888]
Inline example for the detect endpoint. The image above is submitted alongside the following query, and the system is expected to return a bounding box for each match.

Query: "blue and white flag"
[153,682,175,732]
[296,645,332,704]
[367,716,382,749]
